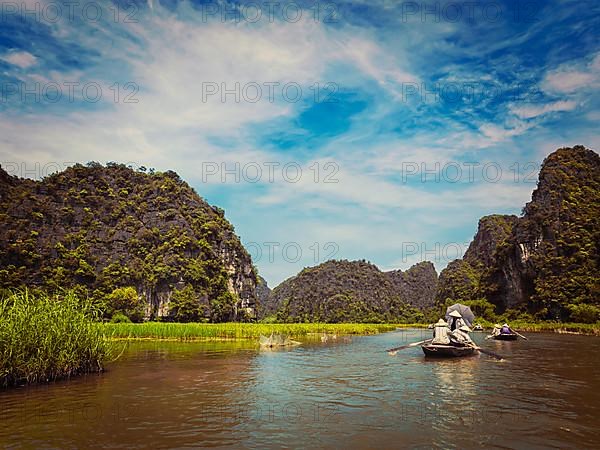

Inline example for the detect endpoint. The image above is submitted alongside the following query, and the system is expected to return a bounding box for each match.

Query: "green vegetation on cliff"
[255,275,274,318]
[518,146,600,318]
[0,163,257,322]
[269,259,427,323]
[386,261,438,310]
[436,146,600,322]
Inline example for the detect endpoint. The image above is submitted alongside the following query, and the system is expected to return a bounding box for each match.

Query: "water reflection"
[0,341,259,449]
[1,333,599,449]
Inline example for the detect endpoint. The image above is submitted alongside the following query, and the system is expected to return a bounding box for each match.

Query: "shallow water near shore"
[1,330,599,449]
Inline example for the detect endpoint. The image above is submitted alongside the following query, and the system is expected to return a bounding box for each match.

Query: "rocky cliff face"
[255,275,273,318]
[436,146,600,319]
[463,215,519,267]
[269,259,426,322]
[434,215,527,308]
[0,163,257,321]
[385,261,438,309]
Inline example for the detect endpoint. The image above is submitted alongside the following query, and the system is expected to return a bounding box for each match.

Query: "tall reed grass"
[103,322,403,341]
[0,290,111,388]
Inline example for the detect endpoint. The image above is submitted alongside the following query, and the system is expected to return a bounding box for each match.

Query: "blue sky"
[0,0,599,286]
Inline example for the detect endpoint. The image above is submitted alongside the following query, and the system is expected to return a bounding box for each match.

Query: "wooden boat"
[421,343,476,358]
[493,333,518,341]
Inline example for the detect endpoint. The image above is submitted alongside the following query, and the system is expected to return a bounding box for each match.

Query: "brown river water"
[1,330,599,449]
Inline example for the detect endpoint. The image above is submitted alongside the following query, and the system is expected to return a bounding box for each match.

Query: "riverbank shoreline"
[102,321,600,341]
[509,323,600,336]
[471,320,600,336]
[102,322,407,341]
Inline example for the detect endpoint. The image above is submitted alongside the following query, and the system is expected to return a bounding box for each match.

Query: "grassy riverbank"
[505,321,600,335]
[103,321,600,341]
[0,291,111,388]
[472,319,600,335]
[102,322,410,341]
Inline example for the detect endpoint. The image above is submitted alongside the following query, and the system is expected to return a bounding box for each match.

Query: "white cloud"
[0,4,419,174]
[478,121,534,144]
[510,100,578,119]
[542,53,600,94]
[339,36,419,98]
[1,51,37,69]
[543,71,594,93]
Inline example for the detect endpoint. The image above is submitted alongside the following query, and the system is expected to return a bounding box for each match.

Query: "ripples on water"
[1,332,599,449]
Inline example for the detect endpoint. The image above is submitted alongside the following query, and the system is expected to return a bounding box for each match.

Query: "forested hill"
[435,145,600,322]
[268,259,437,322]
[0,163,257,322]
[386,261,438,310]
[3,145,595,325]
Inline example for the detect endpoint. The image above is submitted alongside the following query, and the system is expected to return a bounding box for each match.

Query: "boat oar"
[387,339,432,355]
[514,331,529,340]
[472,345,505,360]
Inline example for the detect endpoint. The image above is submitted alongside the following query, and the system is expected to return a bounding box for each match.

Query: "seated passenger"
[450,325,473,346]
[448,310,464,331]
[431,319,450,345]
[500,323,512,334]
[491,324,501,336]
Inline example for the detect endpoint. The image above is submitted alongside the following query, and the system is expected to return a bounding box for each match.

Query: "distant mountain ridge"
[267,259,438,322]
[386,261,438,310]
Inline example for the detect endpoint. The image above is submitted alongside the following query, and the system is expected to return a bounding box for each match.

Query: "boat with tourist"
[487,323,526,341]
[386,304,506,360]
[421,315,478,358]
[421,343,477,357]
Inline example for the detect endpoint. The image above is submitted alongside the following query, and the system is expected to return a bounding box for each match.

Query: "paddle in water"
[387,339,432,355]
[514,331,529,340]
[471,345,505,360]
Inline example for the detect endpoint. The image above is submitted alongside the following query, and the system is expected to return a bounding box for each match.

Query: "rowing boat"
[493,333,518,341]
[421,343,476,358]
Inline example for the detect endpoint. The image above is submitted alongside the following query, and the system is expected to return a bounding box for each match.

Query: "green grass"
[472,319,600,335]
[102,322,407,341]
[0,290,111,388]
[102,320,600,341]
[507,321,600,335]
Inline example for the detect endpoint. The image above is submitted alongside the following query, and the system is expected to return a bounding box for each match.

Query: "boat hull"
[421,344,476,358]
[493,334,518,341]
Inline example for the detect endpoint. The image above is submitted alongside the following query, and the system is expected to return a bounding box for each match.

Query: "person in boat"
[448,310,465,331]
[500,323,513,335]
[491,324,502,337]
[450,325,473,346]
[431,318,450,345]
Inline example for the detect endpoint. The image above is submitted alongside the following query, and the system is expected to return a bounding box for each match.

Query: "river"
[1,330,599,449]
